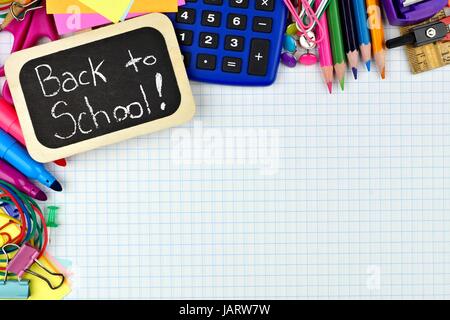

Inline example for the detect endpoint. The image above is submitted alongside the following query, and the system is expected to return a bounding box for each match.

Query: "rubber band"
[0,180,48,271]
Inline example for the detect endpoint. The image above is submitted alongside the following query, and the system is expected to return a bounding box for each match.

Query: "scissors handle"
[1,5,59,104]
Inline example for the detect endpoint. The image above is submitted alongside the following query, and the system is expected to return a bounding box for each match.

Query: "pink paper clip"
[1,3,59,104]
[2,243,65,290]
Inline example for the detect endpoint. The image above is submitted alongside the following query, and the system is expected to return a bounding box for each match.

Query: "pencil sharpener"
[381,0,448,26]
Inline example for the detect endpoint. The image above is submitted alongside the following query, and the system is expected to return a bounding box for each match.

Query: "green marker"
[327,0,347,91]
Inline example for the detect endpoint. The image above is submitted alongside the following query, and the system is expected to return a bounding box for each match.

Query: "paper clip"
[0,219,17,245]
[10,0,43,22]
[283,0,331,45]
[2,244,65,290]
[298,0,331,33]
[0,202,20,220]
[0,247,30,299]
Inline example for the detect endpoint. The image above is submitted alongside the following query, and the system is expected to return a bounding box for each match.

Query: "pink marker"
[0,98,67,167]
[315,0,334,94]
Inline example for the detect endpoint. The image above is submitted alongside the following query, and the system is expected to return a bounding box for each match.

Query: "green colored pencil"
[327,0,347,91]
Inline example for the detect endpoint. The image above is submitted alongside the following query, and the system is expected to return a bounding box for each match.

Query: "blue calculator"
[171,0,287,86]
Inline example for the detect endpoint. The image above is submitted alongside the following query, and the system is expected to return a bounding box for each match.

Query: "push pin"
[46,206,59,228]
[2,243,65,290]
[46,206,59,244]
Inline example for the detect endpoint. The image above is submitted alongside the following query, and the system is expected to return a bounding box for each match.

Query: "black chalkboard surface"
[20,27,180,148]
[6,14,195,163]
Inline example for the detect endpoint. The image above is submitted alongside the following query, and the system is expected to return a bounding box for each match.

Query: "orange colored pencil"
[366,0,386,79]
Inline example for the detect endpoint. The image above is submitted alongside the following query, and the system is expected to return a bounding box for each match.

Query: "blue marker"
[0,129,62,191]
[352,0,372,71]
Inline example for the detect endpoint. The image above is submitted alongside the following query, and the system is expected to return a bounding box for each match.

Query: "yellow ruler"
[402,9,450,74]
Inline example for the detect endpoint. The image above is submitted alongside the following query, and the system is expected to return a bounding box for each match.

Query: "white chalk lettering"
[78,70,90,86]
[51,101,76,140]
[125,50,158,73]
[35,64,61,98]
[143,55,157,66]
[88,57,107,86]
[125,50,142,72]
[113,105,129,122]
[62,72,79,92]
[84,96,111,128]
[128,102,144,119]
[78,112,93,135]
[140,84,151,115]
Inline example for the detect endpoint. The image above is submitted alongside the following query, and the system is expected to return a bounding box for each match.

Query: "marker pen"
[0,128,62,191]
[0,98,67,167]
[0,160,47,201]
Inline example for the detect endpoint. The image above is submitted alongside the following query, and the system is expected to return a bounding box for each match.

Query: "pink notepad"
[53,0,185,35]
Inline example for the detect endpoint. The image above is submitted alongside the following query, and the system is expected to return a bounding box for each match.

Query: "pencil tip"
[340,78,345,91]
[352,68,358,80]
[381,67,386,79]
[366,61,371,72]
[327,82,333,94]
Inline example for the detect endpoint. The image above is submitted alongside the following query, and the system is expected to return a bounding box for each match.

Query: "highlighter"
[0,160,47,201]
[0,128,62,191]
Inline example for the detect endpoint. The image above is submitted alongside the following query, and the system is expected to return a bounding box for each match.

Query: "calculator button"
[199,32,219,49]
[255,0,274,11]
[176,29,194,46]
[222,57,242,73]
[204,0,223,4]
[201,11,222,27]
[176,8,196,24]
[248,39,270,76]
[229,0,249,8]
[197,54,217,70]
[224,35,245,51]
[227,14,247,30]
[253,17,273,33]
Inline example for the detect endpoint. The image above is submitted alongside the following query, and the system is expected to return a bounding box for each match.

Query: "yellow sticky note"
[46,0,178,14]
[24,254,71,300]
[78,0,134,23]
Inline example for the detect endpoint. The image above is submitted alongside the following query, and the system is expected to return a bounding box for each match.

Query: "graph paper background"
[1,20,450,299]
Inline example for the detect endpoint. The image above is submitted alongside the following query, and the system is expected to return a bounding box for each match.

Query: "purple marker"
[0,160,47,201]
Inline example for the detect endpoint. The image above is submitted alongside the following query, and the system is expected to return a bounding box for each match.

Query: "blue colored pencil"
[352,0,372,71]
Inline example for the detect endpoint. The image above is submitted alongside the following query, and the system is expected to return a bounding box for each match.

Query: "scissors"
[0,1,59,104]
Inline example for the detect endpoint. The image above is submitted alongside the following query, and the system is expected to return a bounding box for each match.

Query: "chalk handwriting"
[35,57,107,98]
[35,50,167,141]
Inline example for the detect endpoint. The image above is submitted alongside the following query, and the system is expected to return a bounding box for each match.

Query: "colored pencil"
[339,0,360,79]
[352,0,372,71]
[366,0,386,79]
[315,0,334,94]
[327,0,347,91]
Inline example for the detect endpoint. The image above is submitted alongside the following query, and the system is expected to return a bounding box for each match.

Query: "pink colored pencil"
[315,0,334,94]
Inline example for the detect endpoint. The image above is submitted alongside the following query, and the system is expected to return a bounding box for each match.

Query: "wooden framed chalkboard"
[6,13,195,163]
